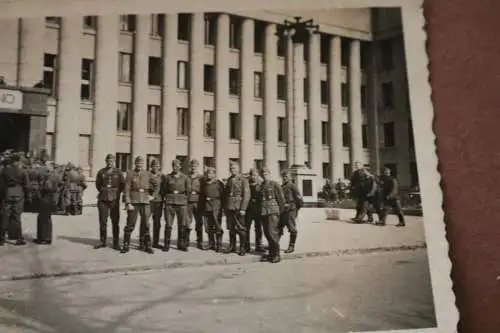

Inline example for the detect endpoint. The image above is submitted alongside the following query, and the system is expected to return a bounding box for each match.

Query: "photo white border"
[0,0,459,332]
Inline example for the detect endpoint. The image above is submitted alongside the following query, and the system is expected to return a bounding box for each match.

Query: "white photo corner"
[0,0,458,332]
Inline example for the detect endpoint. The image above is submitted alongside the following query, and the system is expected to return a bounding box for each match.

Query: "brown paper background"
[425,0,500,332]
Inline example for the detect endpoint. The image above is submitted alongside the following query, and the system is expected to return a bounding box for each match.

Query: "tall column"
[215,13,230,179]
[161,14,179,170]
[131,15,150,160]
[291,41,306,167]
[239,18,254,173]
[188,13,204,165]
[367,41,381,174]
[348,39,363,166]
[54,17,82,164]
[307,32,322,178]
[92,15,119,176]
[19,18,44,87]
[329,36,343,181]
[264,23,278,177]
[285,36,294,165]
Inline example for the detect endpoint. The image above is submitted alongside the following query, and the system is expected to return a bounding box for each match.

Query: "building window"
[204,14,216,45]
[278,160,288,172]
[408,119,415,148]
[43,53,57,95]
[45,17,61,26]
[204,65,215,93]
[176,155,188,173]
[341,83,349,108]
[341,38,350,67]
[320,80,329,105]
[343,163,350,179]
[277,36,286,57]
[304,78,309,103]
[117,102,132,132]
[381,39,394,71]
[146,154,161,170]
[254,159,264,171]
[254,115,264,141]
[229,68,240,95]
[204,110,216,138]
[385,163,398,179]
[177,61,189,89]
[119,15,136,32]
[83,16,97,30]
[320,34,330,64]
[203,157,216,168]
[322,162,331,179]
[383,122,395,147]
[229,113,240,140]
[304,119,309,145]
[118,53,133,83]
[178,14,190,41]
[150,14,165,37]
[342,123,350,147]
[147,105,161,134]
[116,153,131,172]
[321,121,330,145]
[148,57,162,86]
[362,124,368,148]
[229,16,242,50]
[78,135,91,167]
[254,72,263,98]
[81,58,94,101]
[278,117,286,143]
[277,75,286,100]
[382,82,394,108]
[361,86,367,108]
[177,108,189,136]
[254,21,266,54]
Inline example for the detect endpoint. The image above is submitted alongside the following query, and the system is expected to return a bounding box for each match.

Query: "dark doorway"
[0,113,30,153]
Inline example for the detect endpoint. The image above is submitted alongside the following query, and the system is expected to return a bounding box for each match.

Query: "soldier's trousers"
[355,195,380,220]
[67,191,81,215]
[37,197,55,242]
[149,201,163,244]
[186,202,205,233]
[226,210,246,238]
[97,200,120,243]
[164,204,187,245]
[279,208,298,236]
[124,204,151,240]
[380,198,405,223]
[262,214,280,256]
[245,213,263,246]
[204,210,223,236]
[0,196,24,242]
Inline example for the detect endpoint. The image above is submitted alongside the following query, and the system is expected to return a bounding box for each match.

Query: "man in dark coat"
[199,167,224,252]
[279,169,303,254]
[148,159,164,249]
[186,159,206,250]
[377,167,406,227]
[245,168,265,253]
[352,168,381,223]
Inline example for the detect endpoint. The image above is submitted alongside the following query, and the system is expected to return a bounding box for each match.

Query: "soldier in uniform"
[279,169,303,254]
[245,168,265,253]
[0,154,29,246]
[350,162,375,223]
[94,154,125,250]
[75,166,87,215]
[223,161,250,256]
[160,159,191,252]
[148,159,163,249]
[259,167,285,263]
[199,167,224,252]
[186,159,206,250]
[121,156,156,254]
[23,153,39,213]
[377,167,406,227]
[35,161,63,244]
[352,168,381,223]
[64,163,80,215]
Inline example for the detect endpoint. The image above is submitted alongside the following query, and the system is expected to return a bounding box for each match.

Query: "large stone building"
[0,8,417,197]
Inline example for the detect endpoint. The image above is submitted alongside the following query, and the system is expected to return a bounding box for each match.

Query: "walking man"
[377,167,406,227]
[279,169,303,254]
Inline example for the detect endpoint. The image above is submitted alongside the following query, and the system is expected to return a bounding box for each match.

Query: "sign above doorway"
[0,89,23,110]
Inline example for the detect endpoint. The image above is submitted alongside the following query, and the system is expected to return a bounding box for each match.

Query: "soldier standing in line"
[245,168,265,253]
[259,167,285,263]
[121,156,156,254]
[199,167,224,252]
[75,166,87,215]
[94,154,125,250]
[0,154,29,246]
[279,169,303,254]
[352,168,381,223]
[35,161,63,244]
[160,159,191,252]
[223,161,250,256]
[148,159,163,249]
[186,159,206,250]
[377,167,406,227]
[65,163,81,215]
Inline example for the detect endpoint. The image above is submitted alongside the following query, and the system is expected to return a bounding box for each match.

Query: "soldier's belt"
[206,197,221,201]
[191,191,197,194]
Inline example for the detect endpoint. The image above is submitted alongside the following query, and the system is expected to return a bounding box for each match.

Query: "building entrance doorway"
[0,113,30,153]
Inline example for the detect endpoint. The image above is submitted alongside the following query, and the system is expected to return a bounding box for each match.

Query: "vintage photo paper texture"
[0,0,458,332]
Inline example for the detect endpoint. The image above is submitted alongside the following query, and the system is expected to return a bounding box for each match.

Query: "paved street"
[0,249,436,333]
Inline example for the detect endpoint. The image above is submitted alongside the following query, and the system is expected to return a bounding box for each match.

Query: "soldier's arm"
[95,170,102,191]
[240,177,251,211]
[367,177,377,197]
[148,172,156,195]
[388,178,398,198]
[275,182,286,213]
[22,170,30,192]
[185,175,192,195]
[123,172,132,205]
[118,171,126,194]
[159,175,166,198]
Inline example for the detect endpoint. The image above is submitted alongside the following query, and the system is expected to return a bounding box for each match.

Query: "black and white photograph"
[0,0,457,332]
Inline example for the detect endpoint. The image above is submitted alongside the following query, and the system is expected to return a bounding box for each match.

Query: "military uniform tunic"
[378,174,405,225]
[244,179,264,249]
[161,172,190,229]
[199,179,224,235]
[123,169,156,237]
[279,181,303,236]
[186,173,204,233]
[223,174,250,236]
[260,180,285,255]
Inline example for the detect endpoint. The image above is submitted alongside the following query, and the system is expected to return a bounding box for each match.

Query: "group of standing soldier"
[0,149,88,246]
[94,154,303,264]
[349,161,406,227]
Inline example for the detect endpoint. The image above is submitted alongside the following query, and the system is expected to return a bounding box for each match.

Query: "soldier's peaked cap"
[150,159,159,166]
[190,159,199,166]
[135,156,144,162]
[172,159,182,166]
[105,154,114,160]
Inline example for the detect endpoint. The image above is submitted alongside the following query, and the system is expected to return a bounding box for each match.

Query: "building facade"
[0,9,417,190]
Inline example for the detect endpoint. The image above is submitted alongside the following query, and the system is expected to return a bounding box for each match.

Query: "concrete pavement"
[0,249,437,333]
[0,207,427,281]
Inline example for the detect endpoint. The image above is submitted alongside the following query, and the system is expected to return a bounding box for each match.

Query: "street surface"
[0,249,436,333]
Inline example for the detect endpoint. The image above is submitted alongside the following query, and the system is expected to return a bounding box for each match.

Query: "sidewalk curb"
[0,243,426,282]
